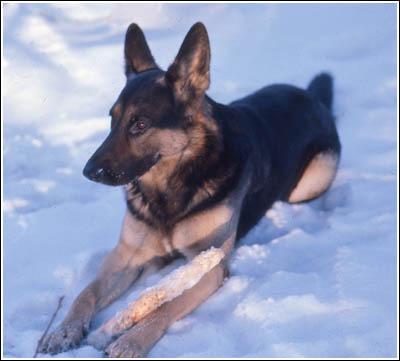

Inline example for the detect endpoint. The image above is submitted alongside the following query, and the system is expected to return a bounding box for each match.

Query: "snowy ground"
[3,3,398,358]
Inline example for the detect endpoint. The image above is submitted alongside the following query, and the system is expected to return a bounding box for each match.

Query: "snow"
[3,3,398,358]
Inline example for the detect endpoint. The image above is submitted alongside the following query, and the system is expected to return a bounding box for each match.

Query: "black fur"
[124,24,158,75]
[307,72,333,111]
[223,83,340,238]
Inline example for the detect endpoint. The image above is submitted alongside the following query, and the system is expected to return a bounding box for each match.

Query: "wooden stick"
[87,247,226,350]
[33,295,65,357]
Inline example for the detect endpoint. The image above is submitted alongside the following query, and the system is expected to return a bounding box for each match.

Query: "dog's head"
[83,22,212,186]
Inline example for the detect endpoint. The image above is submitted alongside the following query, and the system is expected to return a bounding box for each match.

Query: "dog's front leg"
[100,191,247,358]
[39,212,167,354]
[104,237,234,358]
[38,251,141,354]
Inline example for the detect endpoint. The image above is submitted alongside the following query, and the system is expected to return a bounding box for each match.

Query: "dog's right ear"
[124,23,158,76]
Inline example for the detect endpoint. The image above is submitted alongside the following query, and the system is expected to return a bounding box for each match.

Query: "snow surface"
[3,3,398,358]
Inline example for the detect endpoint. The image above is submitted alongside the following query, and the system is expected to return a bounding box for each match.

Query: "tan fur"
[110,102,122,120]
[135,117,221,220]
[139,156,181,196]
[172,202,236,257]
[169,54,210,101]
[288,151,339,203]
[140,123,206,188]
[118,211,168,260]
[157,129,190,156]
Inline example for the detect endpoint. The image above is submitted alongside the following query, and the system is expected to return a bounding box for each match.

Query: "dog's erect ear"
[166,22,210,104]
[124,23,158,76]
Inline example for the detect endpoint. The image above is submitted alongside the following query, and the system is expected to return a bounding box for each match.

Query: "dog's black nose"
[83,161,105,182]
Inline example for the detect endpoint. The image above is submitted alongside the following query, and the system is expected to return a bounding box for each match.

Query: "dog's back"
[218,75,341,239]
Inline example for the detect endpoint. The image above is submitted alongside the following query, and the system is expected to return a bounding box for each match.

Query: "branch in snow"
[87,247,225,350]
[34,295,65,358]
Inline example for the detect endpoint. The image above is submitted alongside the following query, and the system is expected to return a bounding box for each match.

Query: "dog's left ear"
[124,23,158,76]
[166,22,210,104]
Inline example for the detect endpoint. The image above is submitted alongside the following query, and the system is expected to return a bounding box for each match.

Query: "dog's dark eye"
[129,117,150,135]
[137,119,146,130]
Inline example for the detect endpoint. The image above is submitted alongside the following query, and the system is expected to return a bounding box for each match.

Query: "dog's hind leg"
[288,151,339,203]
[39,212,169,355]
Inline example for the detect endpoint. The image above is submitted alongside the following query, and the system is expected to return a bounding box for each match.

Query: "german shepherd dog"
[40,22,340,357]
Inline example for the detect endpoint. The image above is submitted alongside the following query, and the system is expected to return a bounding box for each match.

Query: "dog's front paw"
[39,320,87,354]
[105,333,146,358]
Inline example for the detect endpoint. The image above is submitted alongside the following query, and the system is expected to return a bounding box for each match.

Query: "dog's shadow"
[241,181,352,247]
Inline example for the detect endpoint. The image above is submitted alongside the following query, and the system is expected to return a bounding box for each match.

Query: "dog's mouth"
[84,153,162,187]
[128,153,161,186]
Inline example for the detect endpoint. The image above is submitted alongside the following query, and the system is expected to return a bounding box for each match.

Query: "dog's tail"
[307,72,333,111]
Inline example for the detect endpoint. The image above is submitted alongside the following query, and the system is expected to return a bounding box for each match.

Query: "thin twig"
[33,295,65,358]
